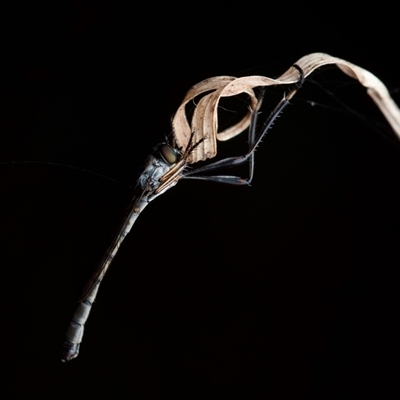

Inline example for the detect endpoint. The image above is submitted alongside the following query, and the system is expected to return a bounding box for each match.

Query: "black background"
[1,3,399,399]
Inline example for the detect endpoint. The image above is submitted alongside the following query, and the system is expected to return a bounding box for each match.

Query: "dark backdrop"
[1,3,398,399]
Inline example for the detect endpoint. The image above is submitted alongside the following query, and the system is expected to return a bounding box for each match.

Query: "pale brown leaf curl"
[172,53,400,164]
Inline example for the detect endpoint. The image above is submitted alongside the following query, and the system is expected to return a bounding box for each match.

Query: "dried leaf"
[172,53,400,164]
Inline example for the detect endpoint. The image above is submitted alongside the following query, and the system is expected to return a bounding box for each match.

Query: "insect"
[61,66,304,361]
[61,53,400,361]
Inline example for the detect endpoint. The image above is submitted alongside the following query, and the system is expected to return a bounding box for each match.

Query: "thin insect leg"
[183,66,304,185]
[248,87,266,182]
[183,100,266,186]
[183,174,250,185]
[183,90,289,183]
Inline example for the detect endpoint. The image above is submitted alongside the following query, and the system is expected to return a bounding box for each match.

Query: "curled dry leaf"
[172,52,400,164]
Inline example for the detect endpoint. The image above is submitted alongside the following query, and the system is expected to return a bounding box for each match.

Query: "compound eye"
[160,144,179,164]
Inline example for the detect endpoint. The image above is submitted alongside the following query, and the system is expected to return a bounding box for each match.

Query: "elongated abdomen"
[61,281,100,362]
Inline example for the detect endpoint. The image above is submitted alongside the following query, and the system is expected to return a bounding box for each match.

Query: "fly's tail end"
[61,340,80,362]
